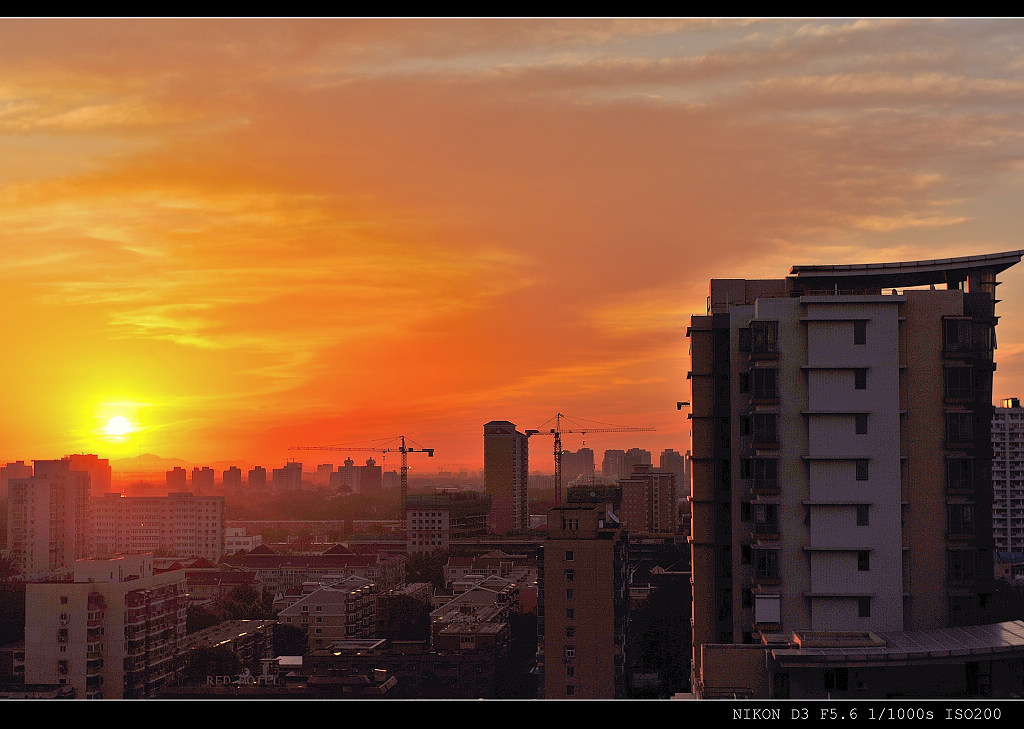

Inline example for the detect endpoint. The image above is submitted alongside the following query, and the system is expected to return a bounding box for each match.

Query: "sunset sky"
[4,18,1024,473]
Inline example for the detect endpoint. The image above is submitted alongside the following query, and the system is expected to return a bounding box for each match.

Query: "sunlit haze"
[5,18,1024,472]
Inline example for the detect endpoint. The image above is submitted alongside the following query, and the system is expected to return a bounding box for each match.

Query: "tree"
[379,595,430,641]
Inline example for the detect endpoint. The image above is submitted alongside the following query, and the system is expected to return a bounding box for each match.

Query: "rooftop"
[789,249,1024,290]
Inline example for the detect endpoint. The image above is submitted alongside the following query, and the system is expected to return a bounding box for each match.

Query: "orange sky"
[4,18,1024,473]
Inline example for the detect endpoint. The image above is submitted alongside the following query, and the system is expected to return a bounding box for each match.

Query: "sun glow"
[105,416,134,436]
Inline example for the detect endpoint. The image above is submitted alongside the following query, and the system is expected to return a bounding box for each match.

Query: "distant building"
[993,398,1024,555]
[223,466,242,491]
[617,463,677,534]
[561,448,595,480]
[601,448,651,481]
[272,461,303,492]
[192,466,215,496]
[225,526,262,555]
[248,465,267,490]
[23,554,186,698]
[540,505,629,699]
[65,454,111,495]
[0,460,32,501]
[92,492,225,561]
[405,490,490,554]
[359,458,382,493]
[315,463,334,487]
[484,421,529,534]
[7,459,91,579]
[658,449,689,491]
[166,466,187,491]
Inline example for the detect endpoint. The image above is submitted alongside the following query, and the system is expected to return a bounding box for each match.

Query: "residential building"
[687,250,1023,698]
[992,397,1024,555]
[65,454,111,495]
[7,459,91,579]
[222,544,405,593]
[405,489,490,554]
[484,421,529,534]
[272,461,303,492]
[91,492,225,561]
[277,576,378,651]
[540,505,629,699]
[23,554,186,698]
[166,466,187,491]
[192,466,215,496]
[222,466,242,491]
[247,465,267,490]
[561,448,595,480]
[618,463,677,534]
[0,460,32,501]
[224,525,262,555]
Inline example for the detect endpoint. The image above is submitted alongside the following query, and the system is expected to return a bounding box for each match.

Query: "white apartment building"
[24,554,186,698]
[92,492,225,561]
[992,397,1024,554]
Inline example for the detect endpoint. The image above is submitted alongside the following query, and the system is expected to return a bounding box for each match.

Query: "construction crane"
[289,435,434,510]
[526,413,655,506]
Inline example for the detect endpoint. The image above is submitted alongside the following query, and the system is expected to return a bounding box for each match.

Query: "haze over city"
[5,18,1024,470]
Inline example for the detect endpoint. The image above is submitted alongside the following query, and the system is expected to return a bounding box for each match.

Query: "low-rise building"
[277,576,378,651]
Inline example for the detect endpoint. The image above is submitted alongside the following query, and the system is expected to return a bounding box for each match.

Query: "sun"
[105,416,134,436]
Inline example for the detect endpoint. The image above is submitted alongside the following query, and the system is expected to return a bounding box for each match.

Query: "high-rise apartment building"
[992,397,1024,554]
[65,454,111,495]
[166,466,187,491]
[618,463,677,534]
[24,554,186,698]
[561,448,595,480]
[248,465,267,490]
[687,251,1022,695]
[192,466,215,496]
[0,460,32,500]
[92,492,225,561]
[223,465,243,491]
[539,505,629,698]
[7,459,91,579]
[484,421,529,534]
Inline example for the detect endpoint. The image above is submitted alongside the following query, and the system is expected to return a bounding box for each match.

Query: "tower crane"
[526,413,655,506]
[289,435,434,510]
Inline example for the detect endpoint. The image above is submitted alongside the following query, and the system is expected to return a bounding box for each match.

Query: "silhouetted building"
[659,448,689,490]
[0,460,32,500]
[484,421,529,534]
[687,249,1023,697]
[561,448,595,480]
[223,466,242,490]
[272,461,303,492]
[359,458,382,493]
[166,466,187,491]
[540,505,629,699]
[248,465,267,490]
[65,454,111,495]
[192,466,215,496]
[7,459,91,579]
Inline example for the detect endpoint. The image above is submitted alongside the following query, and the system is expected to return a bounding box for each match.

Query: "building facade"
[7,459,91,579]
[405,489,490,554]
[687,251,1022,697]
[484,421,530,534]
[618,464,677,534]
[24,555,186,698]
[540,505,629,699]
[992,397,1024,555]
[92,492,225,561]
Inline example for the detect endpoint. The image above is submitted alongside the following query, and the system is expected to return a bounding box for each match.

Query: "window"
[564,647,575,659]
[854,320,866,345]
[740,501,752,522]
[566,666,574,677]
[754,549,779,580]
[753,368,777,398]
[738,328,751,352]
[947,458,974,492]
[750,320,778,354]
[858,597,871,618]
[856,505,869,526]
[566,589,574,601]
[753,414,777,444]
[740,417,752,437]
[855,413,868,435]
[565,550,574,562]
[565,627,576,639]
[566,608,574,620]
[945,366,974,399]
[60,596,68,605]
[739,372,751,393]
[944,317,973,354]
[741,545,752,565]
[948,550,977,582]
[854,368,867,390]
[565,569,575,582]
[857,551,870,571]
[754,503,779,534]
[754,594,780,624]
[741,588,753,608]
[946,413,974,444]
[948,504,976,535]
[855,460,869,481]
[566,685,576,696]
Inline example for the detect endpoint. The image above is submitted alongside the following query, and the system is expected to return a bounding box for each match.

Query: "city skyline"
[5,19,1024,469]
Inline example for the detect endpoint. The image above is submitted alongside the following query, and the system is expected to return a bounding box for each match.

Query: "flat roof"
[770,620,1024,667]
[789,249,1024,289]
